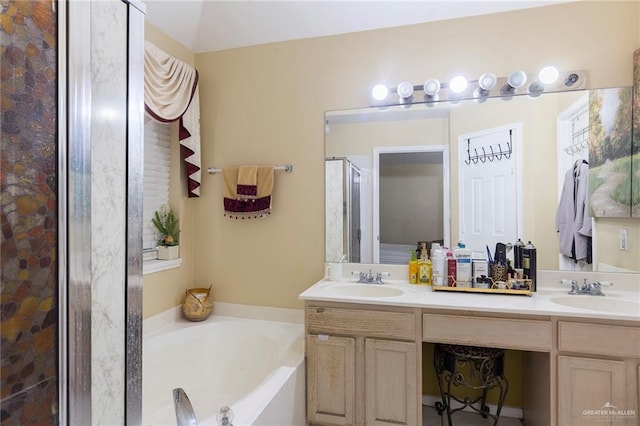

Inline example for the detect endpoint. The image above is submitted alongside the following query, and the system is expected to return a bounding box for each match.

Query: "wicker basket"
[182,286,213,322]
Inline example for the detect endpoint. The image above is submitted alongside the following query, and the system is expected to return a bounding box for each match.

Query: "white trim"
[556,93,589,199]
[373,145,450,262]
[422,394,523,420]
[143,258,182,275]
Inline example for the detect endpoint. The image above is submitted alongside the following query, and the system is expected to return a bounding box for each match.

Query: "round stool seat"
[434,344,509,425]
[440,344,504,359]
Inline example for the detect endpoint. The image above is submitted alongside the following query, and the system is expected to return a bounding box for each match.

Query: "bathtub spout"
[173,388,198,426]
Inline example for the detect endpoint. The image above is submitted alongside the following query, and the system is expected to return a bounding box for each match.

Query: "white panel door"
[459,125,521,257]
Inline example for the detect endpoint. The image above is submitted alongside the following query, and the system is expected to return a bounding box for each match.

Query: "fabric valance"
[144,41,201,197]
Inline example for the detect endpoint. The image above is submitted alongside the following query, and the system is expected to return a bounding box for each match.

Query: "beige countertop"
[299,265,640,322]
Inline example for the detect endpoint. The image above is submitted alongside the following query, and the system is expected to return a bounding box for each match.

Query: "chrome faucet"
[562,278,612,296]
[353,270,389,284]
[173,388,198,426]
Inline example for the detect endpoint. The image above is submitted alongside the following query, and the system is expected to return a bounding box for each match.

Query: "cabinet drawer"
[423,313,552,351]
[306,307,416,340]
[558,321,640,358]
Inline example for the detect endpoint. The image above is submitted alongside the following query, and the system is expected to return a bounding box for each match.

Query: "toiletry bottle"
[408,250,418,284]
[431,245,445,286]
[454,242,473,288]
[418,249,432,285]
[430,242,440,258]
[513,238,525,269]
[522,241,537,291]
[445,251,456,287]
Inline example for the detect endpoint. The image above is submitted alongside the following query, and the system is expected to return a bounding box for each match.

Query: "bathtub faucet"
[173,388,198,426]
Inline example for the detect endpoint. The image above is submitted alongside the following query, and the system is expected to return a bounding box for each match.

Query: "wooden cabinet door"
[365,339,417,426]
[558,356,627,426]
[307,335,355,425]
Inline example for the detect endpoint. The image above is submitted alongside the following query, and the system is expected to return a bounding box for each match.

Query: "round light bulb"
[371,84,389,101]
[507,70,527,88]
[538,66,559,85]
[473,87,488,102]
[527,82,544,97]
[449,75,468,94]
[423,79,441,96]
[397,81,414,99]
[425,95,439,107]
[478,73,497,91]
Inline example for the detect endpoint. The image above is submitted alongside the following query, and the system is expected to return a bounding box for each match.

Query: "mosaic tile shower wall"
[1,1,58,424]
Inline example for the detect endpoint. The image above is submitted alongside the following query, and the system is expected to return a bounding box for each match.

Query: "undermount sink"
[550,296,640,315]
[330,284,404,298]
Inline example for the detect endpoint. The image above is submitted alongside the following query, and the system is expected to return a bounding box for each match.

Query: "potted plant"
[152,204,180,260]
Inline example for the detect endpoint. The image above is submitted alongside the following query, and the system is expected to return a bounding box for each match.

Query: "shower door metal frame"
[62,0,93,423]
[59,0,145,423]
[126,1,146,424]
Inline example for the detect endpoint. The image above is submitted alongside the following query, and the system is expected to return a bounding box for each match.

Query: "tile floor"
[422,405,524,425]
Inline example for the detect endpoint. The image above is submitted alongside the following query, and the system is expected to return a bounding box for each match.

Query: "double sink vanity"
[299,264,640,426]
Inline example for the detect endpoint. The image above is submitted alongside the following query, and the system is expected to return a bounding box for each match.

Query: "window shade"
[143,116,170,250]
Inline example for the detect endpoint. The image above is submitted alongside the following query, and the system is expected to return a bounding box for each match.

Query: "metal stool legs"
[434,344,509,425]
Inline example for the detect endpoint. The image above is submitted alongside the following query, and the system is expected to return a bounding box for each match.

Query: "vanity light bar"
[370,69,588,107]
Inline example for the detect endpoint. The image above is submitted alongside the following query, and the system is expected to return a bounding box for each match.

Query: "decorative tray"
[430,278,534,297]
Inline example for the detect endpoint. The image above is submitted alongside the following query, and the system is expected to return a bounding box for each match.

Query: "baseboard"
[422,394,523,419]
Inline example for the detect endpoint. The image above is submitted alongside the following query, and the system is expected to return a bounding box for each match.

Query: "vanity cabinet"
[306,335,355,425]
[557,321,640,426]
[305,304,421,426]
[557,356,627,425]
[364,339,417,425]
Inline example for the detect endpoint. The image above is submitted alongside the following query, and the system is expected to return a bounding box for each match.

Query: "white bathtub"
[142,304,306,425]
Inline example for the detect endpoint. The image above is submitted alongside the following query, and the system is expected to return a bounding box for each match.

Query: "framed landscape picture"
[588,86,634,217]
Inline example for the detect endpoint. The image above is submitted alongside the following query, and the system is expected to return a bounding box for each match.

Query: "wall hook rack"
[465,139,513,165]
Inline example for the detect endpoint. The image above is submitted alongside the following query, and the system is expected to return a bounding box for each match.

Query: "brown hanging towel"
[223,166,274,219]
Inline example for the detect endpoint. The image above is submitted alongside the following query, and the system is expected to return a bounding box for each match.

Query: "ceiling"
[144,0,569,54]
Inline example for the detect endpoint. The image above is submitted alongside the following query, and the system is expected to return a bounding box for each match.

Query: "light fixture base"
[370,69,588,107]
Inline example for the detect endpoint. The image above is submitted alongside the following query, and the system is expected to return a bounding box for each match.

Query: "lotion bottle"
[454,242,473,288]
[445,251,456,287]
[431,244,445,286]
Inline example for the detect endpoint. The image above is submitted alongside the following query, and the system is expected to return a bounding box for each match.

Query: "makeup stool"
[433,344,509,426]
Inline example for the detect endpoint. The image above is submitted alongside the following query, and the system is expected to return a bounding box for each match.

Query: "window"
[143,116,171,254]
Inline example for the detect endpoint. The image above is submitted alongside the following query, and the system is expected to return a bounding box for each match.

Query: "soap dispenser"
[408,250,418,284]
[418,247,432,285]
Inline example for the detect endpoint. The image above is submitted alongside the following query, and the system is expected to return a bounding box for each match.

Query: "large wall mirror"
[325,87,639,273]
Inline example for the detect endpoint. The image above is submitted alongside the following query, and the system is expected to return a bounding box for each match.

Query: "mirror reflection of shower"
[325,158,366,263]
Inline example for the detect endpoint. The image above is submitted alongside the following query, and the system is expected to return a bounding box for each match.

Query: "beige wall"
[143,23,198,318]
[192,1,638,310]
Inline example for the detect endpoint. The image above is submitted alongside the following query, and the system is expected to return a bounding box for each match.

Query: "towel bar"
[206,164,293,174]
